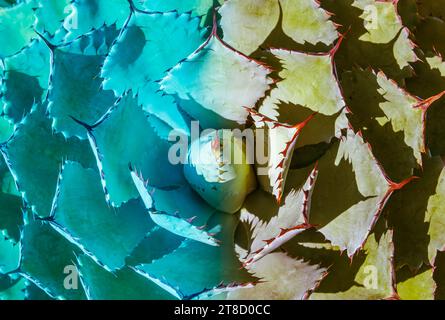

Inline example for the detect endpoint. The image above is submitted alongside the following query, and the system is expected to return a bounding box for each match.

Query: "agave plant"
[0,0,445,300]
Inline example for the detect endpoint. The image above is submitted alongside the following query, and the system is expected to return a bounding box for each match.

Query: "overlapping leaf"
[76,254,177,300]
[1,106,95,218]
[50,161,154,271]
[19,217,86,300]
[161,26,272,129]
[48,27,118,138]
[135,214,258,299]
[84,93,185,206]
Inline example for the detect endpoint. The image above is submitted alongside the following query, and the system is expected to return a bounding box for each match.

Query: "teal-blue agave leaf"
[0,277,26,300]
[47,27,118,139]
[24,280,54,300]
[139,82,191,138]
[0,155,20,196]
[131,170,219,246]
[160,27,272,129]
[0,116,14,142]
[34,0,71,37]
[19,217,86,300]
[134,214,258,299]
[76,254,177,300]
[0,1,36,58]
[0,236,19,274]
[133,0,221,25]
[62,0,130,41]
[1,106,95,218]
[126,226,183,266]
[0,192,22,243]
[0,158,22,242]
[1,39,51,123]
[0,0,17,8]
[0,273,19,292]
[101,10,205,96]
[49,161,154,271]
[83,93,185,206]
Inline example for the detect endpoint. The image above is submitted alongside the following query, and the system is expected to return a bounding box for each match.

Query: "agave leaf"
[102,11,205,96]
[384,155,443,270]
[76,254,177,300]
[320,0,413,81]
[311,231,396,300]
[289,130,411,257]
[229,251,326,300]
[249,108,315,201]
[1,39,50,123]
[50,161,154,271]
[138,82,191,138]
[0,193,22,242]
[126,226,183,266]
[0,116,14,142]
[414,17,445,57]
[425,94,445,157]
[131,170,219,246]
[0,158,22,241]
[279,0,338,47]
[272,102,341,147]
[20,218,86,300]
[0,236,19,274]
[374,72,425,164]
[241,164,318,267]
[135,214,258,299]
[414,0,445,19]
[342,69,417,181]
[259,46,345,118]
[2,106,95,218]
[85,93,185,206]
[0,273,19,292]
[160,25,272,129]
[344,69,442,181]
[183,129,257,214]
[427,56,445,77]
[24,280,54,300]
[424,161,445,264]
[134,0,220,21]
[351,0,416,69]
[62,0,130,41]
[34,0,72,37]
[0,277,26,300]
[48,27,118,139]
[434,250,445,299]
[0,1,36,58]
[0,0,16,8]
[396,266,435,300]
[219,0,280,55]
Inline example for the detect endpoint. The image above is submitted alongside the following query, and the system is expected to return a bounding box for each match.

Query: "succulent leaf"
[48,27,118,139]
[135,214,258,299]
[20,218,86,300]
[2,106,95,218]
[259,47,345,118]
[62,0,130,40]
[76,254,177,300]
[50,161,154,271]
[161,27,272,129]
[0,236,19,274]
[85,94,185,206]
[0,1,36,58]
[219,0,280,55]
[183,129,257,213]
[311,232,395,299]
[1,39,50,123]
